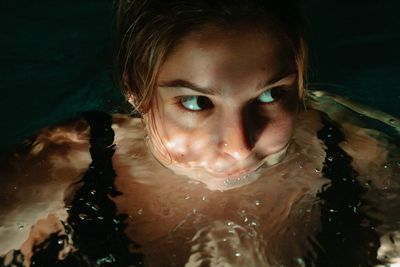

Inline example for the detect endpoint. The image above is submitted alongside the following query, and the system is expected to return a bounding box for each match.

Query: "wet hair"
[115,0,308,114]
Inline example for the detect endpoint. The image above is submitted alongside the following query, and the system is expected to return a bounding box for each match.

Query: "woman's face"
[143,25,299,190]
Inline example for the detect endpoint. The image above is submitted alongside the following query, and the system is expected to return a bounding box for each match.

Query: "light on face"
[164,137,186,155]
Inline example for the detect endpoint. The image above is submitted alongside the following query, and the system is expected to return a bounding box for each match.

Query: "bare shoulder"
[307,90,400,264]
[0,116,91,255]
[306,90,400,189]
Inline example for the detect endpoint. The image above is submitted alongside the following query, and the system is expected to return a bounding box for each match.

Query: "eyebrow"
[257,72,297,92]
[158,72,297,95]
[158,79,219,95]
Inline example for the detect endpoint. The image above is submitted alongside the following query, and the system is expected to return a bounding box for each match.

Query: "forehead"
[157,25,295,90]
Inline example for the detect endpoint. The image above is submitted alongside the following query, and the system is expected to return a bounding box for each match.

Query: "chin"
[201,171,262,191]
[158,145,290,191]
[170,165,262,191]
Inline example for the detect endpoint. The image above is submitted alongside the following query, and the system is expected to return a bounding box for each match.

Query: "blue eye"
[257,88,282,104]
[180,96,213,111]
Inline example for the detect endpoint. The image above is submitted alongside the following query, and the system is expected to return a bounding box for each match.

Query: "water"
[0,0,399,265]
[0,95,399,266]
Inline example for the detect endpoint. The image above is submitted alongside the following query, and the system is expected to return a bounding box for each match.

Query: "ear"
[123,73,136,105]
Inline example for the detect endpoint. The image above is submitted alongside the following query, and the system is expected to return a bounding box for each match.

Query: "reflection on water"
[0,94,399,267]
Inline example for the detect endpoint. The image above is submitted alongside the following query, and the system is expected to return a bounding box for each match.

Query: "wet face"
[143,25,299,190]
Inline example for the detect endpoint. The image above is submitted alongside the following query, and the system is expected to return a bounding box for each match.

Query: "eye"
[180,96,213,111]
[257,88,282,104]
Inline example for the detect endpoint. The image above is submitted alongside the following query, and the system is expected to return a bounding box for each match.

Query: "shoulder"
[305,90,400,189]
[306,90,400,264]
[0,116,92,255]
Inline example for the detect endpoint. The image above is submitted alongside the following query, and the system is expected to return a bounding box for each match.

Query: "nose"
[218,112,252,161]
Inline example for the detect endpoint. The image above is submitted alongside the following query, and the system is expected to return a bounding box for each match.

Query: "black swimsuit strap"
[2,112,383,267]
[26,112,143,267]
[63,111,143,267]
[311,115,381,267]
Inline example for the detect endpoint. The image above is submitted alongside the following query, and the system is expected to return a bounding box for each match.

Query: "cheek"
[256,106,297,153]
[155,112,215,162]
[164,130,214,164]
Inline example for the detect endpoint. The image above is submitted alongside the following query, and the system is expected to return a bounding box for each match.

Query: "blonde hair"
[115,0,308,114]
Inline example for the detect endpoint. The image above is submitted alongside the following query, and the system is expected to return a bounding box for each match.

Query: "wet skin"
[141,25,299,190]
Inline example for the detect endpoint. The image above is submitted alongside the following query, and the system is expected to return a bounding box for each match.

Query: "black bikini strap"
[65,111,143,267]
[312,115,381,266]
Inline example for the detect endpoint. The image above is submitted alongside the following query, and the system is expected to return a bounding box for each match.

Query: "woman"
[1,0,399,266]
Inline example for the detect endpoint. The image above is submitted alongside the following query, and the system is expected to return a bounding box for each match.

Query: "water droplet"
[250,220,258,226]
[97,216,104,220]
[389,118,396,124]
[227,221,234,226]
[58,239,64,245]
[327,156,333,162]
[92,204,99,211]
[79,213,88,220]
[235,252,241,257]
[184,195,190,200]
[202,196,206,201]
[137,208,143,215]
[192,209,196,215]
[384,164,388,169]
[18,225,24,230]
[90,189,96,195]
[327,134,332,138]
[255,200,261,206]
[244,217,248,222]
[13,186,17,190]
[295,257,306,267]
[314,168,321,173]
[96,254,116,265]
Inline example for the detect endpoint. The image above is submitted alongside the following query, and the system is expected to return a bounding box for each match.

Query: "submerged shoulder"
[306,90,400,188]
[0,116,92,255]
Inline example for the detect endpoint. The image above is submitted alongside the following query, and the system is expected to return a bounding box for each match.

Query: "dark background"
[0,0,399,150]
